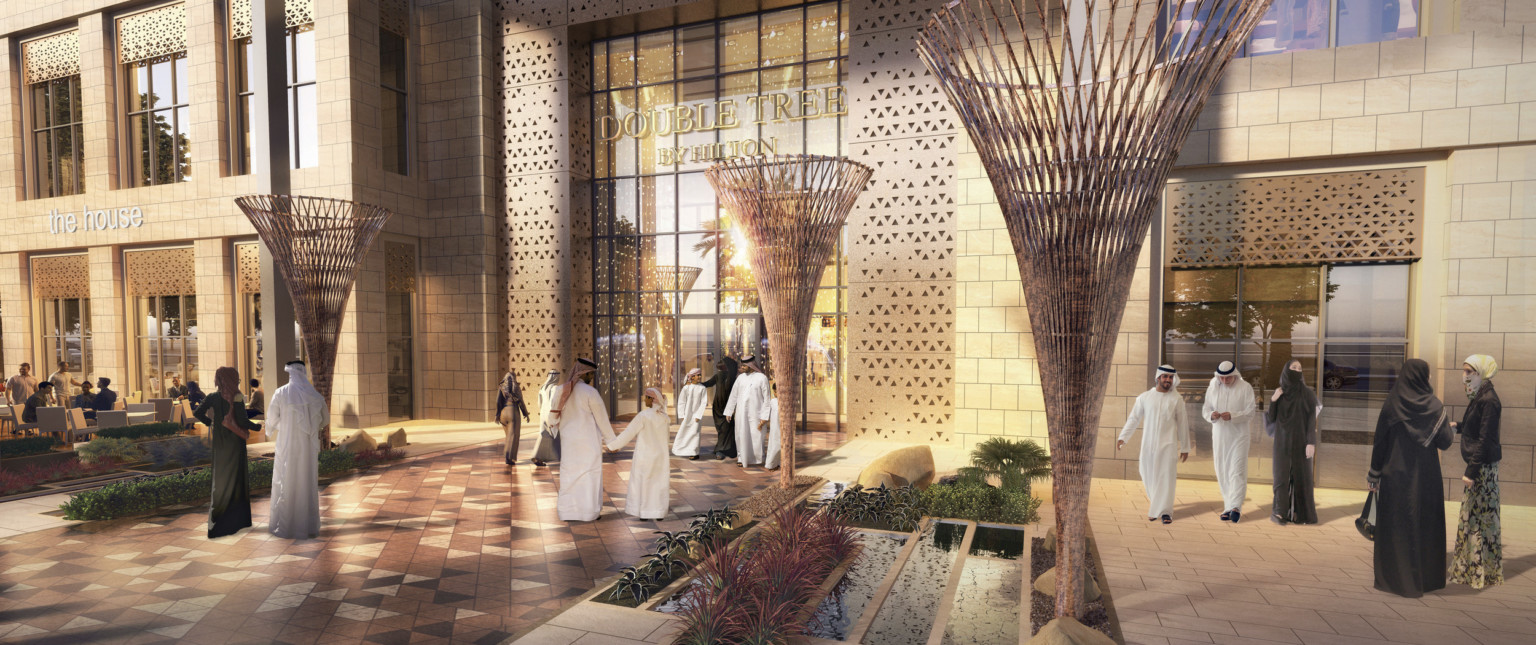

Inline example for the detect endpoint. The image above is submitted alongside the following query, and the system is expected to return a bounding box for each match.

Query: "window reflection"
[124,53,191,186]
[1161,0,1417,58]
[30,74,84,198]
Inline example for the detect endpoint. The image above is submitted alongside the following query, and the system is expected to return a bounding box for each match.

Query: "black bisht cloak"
[194,394,262,539]
[700,356,739,458]
[1267,367,1319,524]
[1368,359,1453,598]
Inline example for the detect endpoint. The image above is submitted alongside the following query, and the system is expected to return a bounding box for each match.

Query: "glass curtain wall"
[591,1,849,427]
[1162,263,1410,488]
[136,294,199,399]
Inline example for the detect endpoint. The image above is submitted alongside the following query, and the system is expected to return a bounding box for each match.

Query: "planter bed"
[1029,535,1120,643]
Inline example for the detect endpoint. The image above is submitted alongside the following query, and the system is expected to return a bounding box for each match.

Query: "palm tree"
[958,437,1051,494]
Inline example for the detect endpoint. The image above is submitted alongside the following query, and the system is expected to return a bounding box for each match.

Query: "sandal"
[1270,514,1288,525]
[1161,515,1172,525]
[1230,511,1241,524]
[1219,511,1231,522]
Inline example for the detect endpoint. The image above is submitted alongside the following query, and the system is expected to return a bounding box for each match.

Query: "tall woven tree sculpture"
[235,195,392,442]
[706,155,872,488]
[917,0,1273,619]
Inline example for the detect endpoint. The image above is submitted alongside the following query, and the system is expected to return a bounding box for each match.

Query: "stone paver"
[1082,478,1536,645]
[0,428,843,644]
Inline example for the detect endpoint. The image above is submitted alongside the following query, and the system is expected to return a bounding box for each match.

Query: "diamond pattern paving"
[0,430,844,644]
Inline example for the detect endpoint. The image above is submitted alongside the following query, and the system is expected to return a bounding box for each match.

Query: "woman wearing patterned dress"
[1448,354,1503,589]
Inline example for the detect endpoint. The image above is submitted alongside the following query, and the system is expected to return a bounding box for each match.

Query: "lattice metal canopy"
[23,31,80,85]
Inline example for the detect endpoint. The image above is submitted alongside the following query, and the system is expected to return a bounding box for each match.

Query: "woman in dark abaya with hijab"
[1267,359,1319,525]
[196,367,262,538]
[1368,358,1454,598]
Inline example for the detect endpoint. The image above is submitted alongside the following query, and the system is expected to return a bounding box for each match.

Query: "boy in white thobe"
[607,388,672,520]
[1118,365,1191,524]
[552,359,618,522]
[672,369,707,458]
[724,355,771,467]
[1204,361,1256,523]
[763,384,782,470]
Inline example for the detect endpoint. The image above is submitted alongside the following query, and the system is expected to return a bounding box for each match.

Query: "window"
[125,53,191,186]
[230,12,317,172]
[31,75,84,198]
[40,298,92,380]
[136,294,198,398]
[1160,0,1417,58]
[385,242,416,420]
[379,26,408,174]
[591,1,849,425]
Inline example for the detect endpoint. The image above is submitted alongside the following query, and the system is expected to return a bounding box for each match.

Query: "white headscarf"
[554,359,597,418]
[280,362,325,407]
[1205,361,1244,398]
[1156,364,1181,391]
[1464,354,1498,400]
[643,387,668,415]
[683,368,702,384]
[542,369,562,390]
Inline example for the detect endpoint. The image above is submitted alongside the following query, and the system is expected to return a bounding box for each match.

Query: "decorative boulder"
[1043,527,1084,554]
[339,430,378,454]
[1029,617,1115,645]
[386,428,408,448]
[1033,566,1102,602]
[856,445,937,490]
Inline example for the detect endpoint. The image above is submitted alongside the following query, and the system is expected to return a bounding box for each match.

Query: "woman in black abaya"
[196,367,262,539]
[1267,360,1318,525]
[1368,359,1453,598]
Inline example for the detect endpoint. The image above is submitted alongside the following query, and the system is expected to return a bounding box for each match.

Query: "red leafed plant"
[672,504,860,645]
[0,457,122,496]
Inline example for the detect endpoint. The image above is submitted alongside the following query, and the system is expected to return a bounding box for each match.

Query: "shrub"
[919,481,1041,526]
[59,458,277,520]
[77,437,145,464]
[673,505,858,645]
[96,422,181,441]
[956,437,1050,495]
[0,436,63,459]
[353,447,406,468]
[146,437,212,469]
[823,483,923,532]
[318,448,356,474]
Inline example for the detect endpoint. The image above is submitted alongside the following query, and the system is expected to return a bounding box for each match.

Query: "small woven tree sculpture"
[917,0,1273,619]
[641,265,704,397]
[706,155,873,487]
[235,195,392,443]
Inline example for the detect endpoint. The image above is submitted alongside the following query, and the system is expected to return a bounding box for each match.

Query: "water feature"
[805,531,909,640]
[860,520,969,645]
[967,524,1025,560]
[941,558,1023,644]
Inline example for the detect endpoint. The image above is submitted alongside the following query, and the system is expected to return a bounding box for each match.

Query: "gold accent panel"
[379,0,409,37]
[31,255,90,300]
[229,0,316,40]
[118,4,188,64]
[23,31,80,85]
[125,248,196,297]
[386,242,416,293]
[1167,168,1425,268]
[236,244,262,294]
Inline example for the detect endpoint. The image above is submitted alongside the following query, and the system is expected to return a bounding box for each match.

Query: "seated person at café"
[74,380,98,420]
[93,377,118,413]
[24,382,53,423]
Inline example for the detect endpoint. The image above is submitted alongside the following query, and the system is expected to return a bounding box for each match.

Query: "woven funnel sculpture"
[235,195,392,439]
[917,0,1272,618]
[706,155,872,487]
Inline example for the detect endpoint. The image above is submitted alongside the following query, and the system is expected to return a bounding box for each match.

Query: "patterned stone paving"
[0,430,845,644]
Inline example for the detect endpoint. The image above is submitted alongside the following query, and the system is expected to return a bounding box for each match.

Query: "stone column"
[193,239,236,385]
[88,246,125,386]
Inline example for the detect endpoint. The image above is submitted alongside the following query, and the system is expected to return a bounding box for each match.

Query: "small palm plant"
[957,437,1051,494]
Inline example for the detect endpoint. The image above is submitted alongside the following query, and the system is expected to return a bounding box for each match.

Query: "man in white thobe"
[763,383,782,471]
[269,360,328,539]
[607,388,672,520]
[1204,361,1256,523]
[672,369,707,458]
[552,358,618,522]
[1118,365,1191,524]
[723,355,770,468]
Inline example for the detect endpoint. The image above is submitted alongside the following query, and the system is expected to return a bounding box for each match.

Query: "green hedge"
[59,448,401,521]
[919,481,1041,526]
[0,436,63,459]
[96,422,181,441]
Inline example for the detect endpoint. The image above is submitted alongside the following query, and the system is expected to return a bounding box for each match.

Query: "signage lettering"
[597,87,848,144]
[47,206,145,234]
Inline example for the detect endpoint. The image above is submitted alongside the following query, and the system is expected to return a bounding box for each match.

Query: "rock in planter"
[386,428,408,448]
[1030,616,1116,645]
[339,430,378,453]
[856,445,936,490]
[1033,566,1102,602]
[1043,527,1085,554]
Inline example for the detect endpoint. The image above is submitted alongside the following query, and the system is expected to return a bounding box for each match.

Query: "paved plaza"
[0,434,1531,645]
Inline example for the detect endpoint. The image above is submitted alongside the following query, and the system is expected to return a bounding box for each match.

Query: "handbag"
[1355,491,1377,541]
